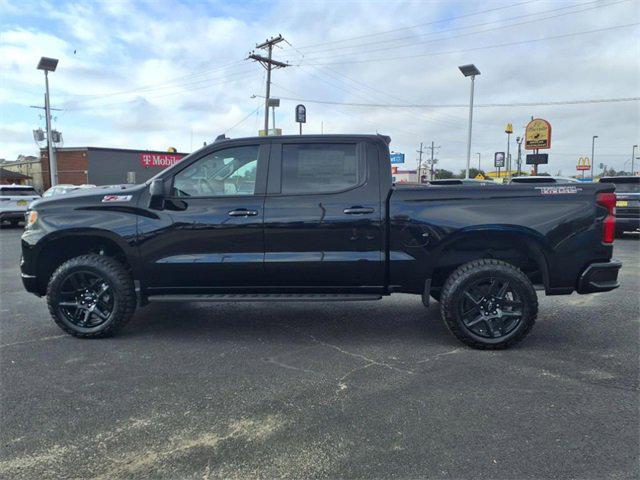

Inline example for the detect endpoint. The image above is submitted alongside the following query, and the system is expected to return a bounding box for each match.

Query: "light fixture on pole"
[590,135,598,180]
[267,98,280,136]
[459,64,480,179]
[37,56,59,187]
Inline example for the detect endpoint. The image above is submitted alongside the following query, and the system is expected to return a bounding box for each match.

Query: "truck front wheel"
[46,254,136,338]
[440,259,538,349]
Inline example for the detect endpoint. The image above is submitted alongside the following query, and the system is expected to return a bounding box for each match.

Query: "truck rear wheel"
[440,259,538,349]
[46,254,136,338]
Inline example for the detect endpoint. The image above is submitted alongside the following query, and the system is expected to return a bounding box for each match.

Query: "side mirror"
[149,179,165,209]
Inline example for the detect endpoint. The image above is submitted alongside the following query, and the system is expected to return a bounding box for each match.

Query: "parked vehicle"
[42,184,96,197]
[429,179,493,186]
[599,176,639,235]
[21,135,621,349]
[508,176,579,184]
[0,185,40,226]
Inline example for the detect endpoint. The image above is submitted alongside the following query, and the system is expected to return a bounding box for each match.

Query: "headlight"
[26,210,38,228]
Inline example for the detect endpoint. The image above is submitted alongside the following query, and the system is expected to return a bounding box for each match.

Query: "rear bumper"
[576,259,621,294]
[0,210,25,221]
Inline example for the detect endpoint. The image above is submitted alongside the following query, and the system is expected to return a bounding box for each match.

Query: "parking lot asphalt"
[0,225,638,479]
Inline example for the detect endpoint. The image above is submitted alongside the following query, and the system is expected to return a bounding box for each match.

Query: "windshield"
[600,178,640,192]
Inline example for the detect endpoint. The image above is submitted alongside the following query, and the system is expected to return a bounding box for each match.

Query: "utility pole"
[416,142,424,182]
[427,141,440,181]
[516,136,523,176]
[248,35,288,134]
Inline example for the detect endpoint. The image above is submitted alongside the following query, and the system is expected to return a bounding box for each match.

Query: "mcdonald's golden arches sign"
[576,157,591,171]
[525,118,552,150]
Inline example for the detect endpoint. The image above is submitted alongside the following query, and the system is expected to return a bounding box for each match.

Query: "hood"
[30,184,147,210]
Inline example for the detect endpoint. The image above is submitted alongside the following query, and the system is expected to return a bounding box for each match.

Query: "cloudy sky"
[1,0,639,175]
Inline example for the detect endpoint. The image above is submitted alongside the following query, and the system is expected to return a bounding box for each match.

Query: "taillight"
[597,192,616,244]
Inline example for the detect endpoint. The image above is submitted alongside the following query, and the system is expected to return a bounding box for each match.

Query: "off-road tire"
[47,254,136,338]
[440,259,538,349]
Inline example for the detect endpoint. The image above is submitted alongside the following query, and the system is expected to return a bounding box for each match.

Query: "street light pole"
[459,64,480,179]
[632,144,638,176]
[37,57,59,188]
[476,152,481,171]
[516,136,523,176]
[591,135,598,180]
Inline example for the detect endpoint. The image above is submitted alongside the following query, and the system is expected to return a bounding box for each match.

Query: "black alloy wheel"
[57,270,115,328]
[458,277,523,340]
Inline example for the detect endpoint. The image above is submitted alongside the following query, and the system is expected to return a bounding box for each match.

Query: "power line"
[57,60,247,101]
[298,22,639,66]
[253,95,640,109]
[294,0,630,63]
[285,0,540,51]
[62,70,261,111]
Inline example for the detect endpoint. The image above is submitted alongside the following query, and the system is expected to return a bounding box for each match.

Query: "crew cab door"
[139,143,268,292]
[263,140,384,289]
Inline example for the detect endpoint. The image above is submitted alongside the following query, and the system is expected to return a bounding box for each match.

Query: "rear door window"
[281,144,360,194]
[0,188,38,196]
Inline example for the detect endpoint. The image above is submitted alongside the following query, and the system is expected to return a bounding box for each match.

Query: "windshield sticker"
[102,195,132,203]
[535,186,581,195]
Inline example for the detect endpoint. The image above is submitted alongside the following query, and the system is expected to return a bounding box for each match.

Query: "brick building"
[40,147,188,190]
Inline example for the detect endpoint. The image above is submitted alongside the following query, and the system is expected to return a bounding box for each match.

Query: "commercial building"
[0,157,43,191]
[0,168,32,186]
[392,169,418,184]
[39,147,188,190]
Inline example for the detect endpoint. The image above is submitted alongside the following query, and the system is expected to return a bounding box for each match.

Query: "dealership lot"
[0,226,638,479]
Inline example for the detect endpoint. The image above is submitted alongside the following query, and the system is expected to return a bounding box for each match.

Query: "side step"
[147,293,383,303]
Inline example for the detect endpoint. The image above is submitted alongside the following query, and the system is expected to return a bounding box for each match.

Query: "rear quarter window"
[0,188,39,196]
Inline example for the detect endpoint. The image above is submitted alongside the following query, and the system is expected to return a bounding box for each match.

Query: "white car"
[0,185,41,226]
[42,184,96,197]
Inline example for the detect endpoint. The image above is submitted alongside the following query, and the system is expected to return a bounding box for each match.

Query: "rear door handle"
[228,209,258,217]
[343,206,375,215]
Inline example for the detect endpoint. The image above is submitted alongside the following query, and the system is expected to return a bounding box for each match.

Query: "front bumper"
[21,272,41,296]
[577,259,621,294]
[616,216,640,232]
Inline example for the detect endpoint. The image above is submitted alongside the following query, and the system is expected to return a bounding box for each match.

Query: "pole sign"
[390,153,405,164]
[525,118,552,150]
[140,153,184,168]
[295,104,306,123]
[494,152,505,168]
[576,157,591,171]
[526,153,549,165]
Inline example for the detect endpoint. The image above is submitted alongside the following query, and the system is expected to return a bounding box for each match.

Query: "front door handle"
[343,206,375,215]
[228,208,258,217]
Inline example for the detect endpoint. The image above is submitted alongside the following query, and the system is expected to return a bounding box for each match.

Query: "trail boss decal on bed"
[102,195,133,202]
[535,186,581,195]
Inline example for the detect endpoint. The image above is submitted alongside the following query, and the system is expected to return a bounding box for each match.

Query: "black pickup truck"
[21,134,621,349]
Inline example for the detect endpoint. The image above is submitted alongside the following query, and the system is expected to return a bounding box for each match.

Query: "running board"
[147,293,382,303]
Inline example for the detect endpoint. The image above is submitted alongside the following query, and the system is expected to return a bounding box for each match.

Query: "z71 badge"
[102,195,132,203]
[535,186,581,195]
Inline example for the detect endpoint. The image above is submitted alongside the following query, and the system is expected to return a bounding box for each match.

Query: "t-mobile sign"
[140,153,184,168]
